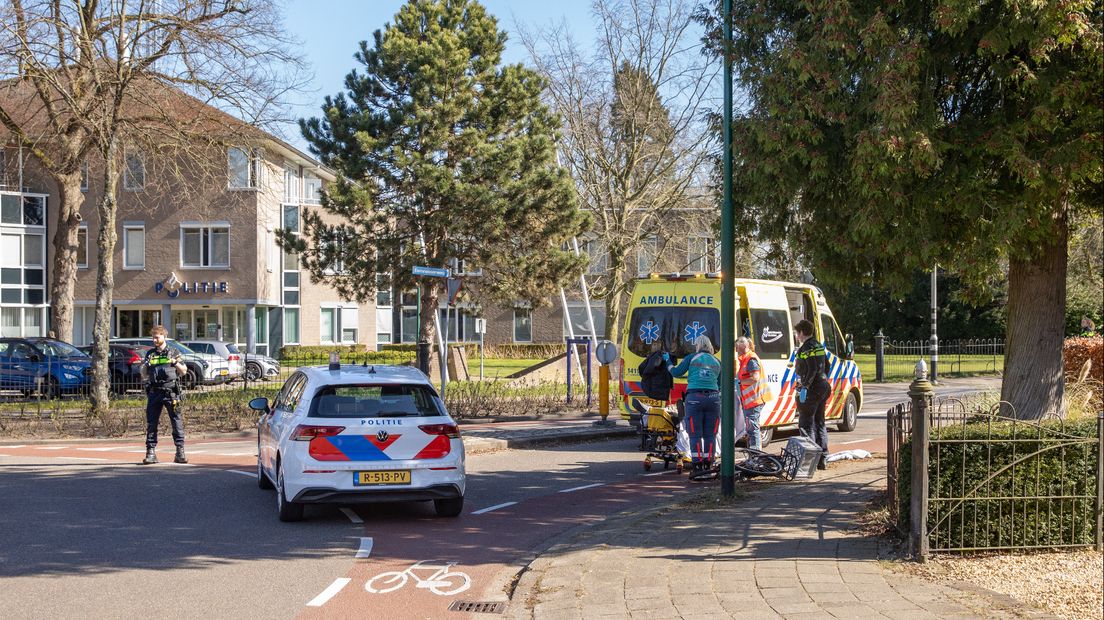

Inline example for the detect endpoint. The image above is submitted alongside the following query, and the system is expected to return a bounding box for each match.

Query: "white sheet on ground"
[825,449,872,462]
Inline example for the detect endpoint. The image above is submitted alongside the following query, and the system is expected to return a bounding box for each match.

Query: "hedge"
[898,417,1100,550]
[278,345,414,366]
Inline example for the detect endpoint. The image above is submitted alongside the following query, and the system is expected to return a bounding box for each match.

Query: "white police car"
[249,360,465,522]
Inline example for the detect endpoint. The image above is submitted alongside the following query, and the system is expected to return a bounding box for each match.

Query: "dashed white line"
[471,501,517,515]
[340,507,364,524]
[355,537,374,558]
[839,439,875,445]
[225,470,254,477]
[1,445,26,449]
[220,452,256,456]
[37,447,68,450]
[558,483,604,493]
[305,578,351,607]
[62,457,111,461]
[643,471,669,477]
[77,447,122,452]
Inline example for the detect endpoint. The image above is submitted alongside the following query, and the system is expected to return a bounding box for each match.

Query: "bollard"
[598,364,609,422]
[908,359,933,562]
[875,330,885,382]
[416,340,431,377]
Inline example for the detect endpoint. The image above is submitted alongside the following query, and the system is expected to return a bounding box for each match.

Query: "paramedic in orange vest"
[736,336,772,451]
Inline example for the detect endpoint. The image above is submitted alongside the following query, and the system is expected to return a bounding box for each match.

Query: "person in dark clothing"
[634,340,673,414]
[793,319,831,469]
[140,325,189,465]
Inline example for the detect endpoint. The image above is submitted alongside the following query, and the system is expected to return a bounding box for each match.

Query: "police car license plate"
[354,470,411,486]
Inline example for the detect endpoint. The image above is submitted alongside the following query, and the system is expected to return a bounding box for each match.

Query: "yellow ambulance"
[618,273,862,446]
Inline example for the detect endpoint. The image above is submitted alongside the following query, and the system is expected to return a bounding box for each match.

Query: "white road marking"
[77,447,122,452]
[225,470,254,477]
[219,452,256,456]
[643,471,669,477]
[471,502,517,515]
[37,447,68,450]
[839,439,875,445]
[355,537,374,558]
[62,457,110,461]
[558,483,604,493]
[1,445,26,449]
[305,578,351,607]
[340,508,364,524]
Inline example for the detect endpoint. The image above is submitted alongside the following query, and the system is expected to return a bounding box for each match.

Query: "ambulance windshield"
[627,307,721,358]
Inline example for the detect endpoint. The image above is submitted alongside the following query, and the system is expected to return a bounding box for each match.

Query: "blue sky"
[279,0,598,150]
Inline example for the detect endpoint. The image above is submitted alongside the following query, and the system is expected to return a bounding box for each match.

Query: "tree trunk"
[1000,218,1068,420]
[418,280,442,376]
[89,140,119,414]
[49,172,84,342]
[605,262,626,342]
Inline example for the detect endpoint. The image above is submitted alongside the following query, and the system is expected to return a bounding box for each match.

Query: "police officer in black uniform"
[141,325,189,465]
[793,319,831,469]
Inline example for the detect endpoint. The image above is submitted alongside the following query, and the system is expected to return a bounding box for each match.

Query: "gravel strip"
[900,550,1103,620]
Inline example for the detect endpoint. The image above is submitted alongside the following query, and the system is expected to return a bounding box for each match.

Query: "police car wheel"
[836,392,858,432]
[276,460,304,522]
[434,497,464,518]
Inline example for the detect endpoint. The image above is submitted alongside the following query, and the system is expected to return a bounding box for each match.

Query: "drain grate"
[448,600,508,614]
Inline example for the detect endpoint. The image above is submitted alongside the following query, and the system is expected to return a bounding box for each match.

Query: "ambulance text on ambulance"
[638,295,714,305]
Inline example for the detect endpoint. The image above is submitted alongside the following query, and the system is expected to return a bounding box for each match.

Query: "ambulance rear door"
[738,282,796,427]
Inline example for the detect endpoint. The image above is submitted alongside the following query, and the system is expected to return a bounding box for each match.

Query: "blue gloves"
[661,352,671,363]
[798,387,808,403]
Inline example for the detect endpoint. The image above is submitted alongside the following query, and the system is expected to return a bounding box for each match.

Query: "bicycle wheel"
[428,570,471,596]
[365,571,408,594]
[734,451,783,477]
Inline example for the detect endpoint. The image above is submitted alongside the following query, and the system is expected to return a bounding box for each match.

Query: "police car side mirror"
[248,397,270,414]
[845,334,855,360]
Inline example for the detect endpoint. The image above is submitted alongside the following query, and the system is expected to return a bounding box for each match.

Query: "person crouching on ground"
[736,336,773,451]
[665,335,720,473]
[140,325,189,465]
[793,319,831,470]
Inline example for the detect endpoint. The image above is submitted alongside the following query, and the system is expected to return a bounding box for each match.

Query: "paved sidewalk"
[460,417,635,454]
[509,459,1055,620]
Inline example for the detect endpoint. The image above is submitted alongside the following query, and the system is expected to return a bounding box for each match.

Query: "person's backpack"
[638,351,674,401]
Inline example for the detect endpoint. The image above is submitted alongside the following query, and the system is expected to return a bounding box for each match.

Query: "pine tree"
[295,0,589,346]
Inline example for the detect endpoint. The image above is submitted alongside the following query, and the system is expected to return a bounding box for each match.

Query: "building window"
[580,236,607,275]
[181,224,230,268]
[123,225,144,269]
[2,194,45,226]
[375,273,392,307]
[282,204,299,234]
[228,146,262,189]
[283,308,300,344]
[513,307,532,343]
[320,307,336,343]
[637,235,658,275]
[303,174,322,204]
[687,235,714,272]
[123,152,144,190]
[76,226,88,268]
[283,165,300,203]
[80,161,89,192]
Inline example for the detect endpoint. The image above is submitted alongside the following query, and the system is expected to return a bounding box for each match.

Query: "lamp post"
[720,0,736,497]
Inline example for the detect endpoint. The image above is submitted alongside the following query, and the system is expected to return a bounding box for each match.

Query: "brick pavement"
[508,459,1056,620]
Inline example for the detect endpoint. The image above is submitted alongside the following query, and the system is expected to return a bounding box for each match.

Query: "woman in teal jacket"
[665,335,721,472]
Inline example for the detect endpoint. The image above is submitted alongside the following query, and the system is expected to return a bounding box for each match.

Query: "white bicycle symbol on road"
[364,560,471,596]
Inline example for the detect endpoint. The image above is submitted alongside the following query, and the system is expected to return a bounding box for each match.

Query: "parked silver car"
[182,340,244,380]
[241,351,280,382]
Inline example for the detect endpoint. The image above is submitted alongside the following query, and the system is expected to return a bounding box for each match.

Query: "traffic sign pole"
[720,0,736,497]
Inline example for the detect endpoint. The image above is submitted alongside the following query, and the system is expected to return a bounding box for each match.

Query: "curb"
[463,426,636,455]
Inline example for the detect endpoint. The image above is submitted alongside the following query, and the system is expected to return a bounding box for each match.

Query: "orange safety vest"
[738,352,772,409]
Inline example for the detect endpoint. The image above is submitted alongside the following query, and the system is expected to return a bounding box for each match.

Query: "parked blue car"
[0,338,93,398]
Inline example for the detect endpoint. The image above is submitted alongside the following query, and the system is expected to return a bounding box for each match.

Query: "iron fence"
[874,337,1004,381]
[887,399,1103,555]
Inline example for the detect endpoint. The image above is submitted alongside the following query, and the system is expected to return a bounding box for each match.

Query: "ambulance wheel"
[643,458,652,471]
[759,427,773,448]
[836,392,858,432]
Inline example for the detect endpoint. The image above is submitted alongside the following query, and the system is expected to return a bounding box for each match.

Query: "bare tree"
[521,0,717,337]
[0,0,306,410]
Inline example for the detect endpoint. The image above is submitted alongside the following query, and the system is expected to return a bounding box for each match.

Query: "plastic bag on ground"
[825,448,871,463]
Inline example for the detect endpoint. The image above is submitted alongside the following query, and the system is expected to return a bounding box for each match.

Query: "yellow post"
[599,364,610,421]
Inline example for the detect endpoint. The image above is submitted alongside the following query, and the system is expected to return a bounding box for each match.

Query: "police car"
[249,359,465,522]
